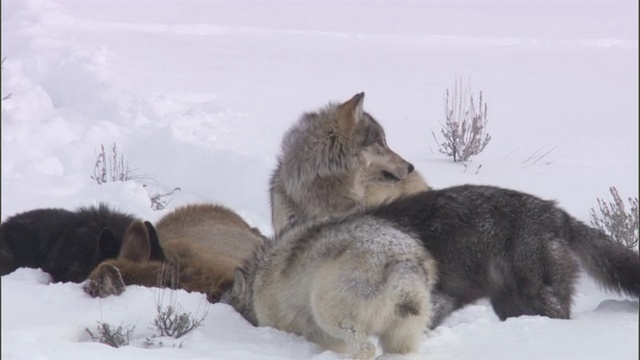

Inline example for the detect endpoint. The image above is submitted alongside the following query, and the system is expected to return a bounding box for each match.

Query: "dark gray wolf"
[224,216,437,359]
[269,92,431,237]
[84,203,265,303]
[0,204,135,283]
[364,185,640,327]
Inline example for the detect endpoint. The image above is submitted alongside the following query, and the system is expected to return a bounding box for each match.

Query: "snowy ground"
[1,0,638,359]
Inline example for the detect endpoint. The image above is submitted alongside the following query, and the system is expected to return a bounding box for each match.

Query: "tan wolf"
[224,216,438,359]
[83,203,265,302]
[270,92,431,236]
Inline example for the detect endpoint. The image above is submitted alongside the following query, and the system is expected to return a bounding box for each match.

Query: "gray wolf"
[269,92,431,237]
[365,185,640,327]
[0,204,135,283]
[224,216,438,359]
[83,203,265,303]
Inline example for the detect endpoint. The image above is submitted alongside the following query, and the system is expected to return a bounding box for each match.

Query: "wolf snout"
[395,161,415,180]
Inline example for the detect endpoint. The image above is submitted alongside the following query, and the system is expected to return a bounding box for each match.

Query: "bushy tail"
[569,218,640,297]
[385,258,435,323]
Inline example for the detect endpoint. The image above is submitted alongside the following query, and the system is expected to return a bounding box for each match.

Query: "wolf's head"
[339,93,415,184]
[279,92,415,186]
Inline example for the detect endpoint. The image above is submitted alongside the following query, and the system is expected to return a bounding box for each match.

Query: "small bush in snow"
[91,143,140,185]
[152,304,205,338]
[148,186,182,211]
[149,284,208,339]
[432,78,491,162]
[86,321,135,348]
[90,143,180,211]
[590,186,639,250]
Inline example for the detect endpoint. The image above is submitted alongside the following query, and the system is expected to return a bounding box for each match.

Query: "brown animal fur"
[83,204,264,302]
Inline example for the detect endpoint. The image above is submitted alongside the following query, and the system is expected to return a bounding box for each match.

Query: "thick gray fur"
[269,92,430,237]
[366,184,640,327]
[224,216,437,359]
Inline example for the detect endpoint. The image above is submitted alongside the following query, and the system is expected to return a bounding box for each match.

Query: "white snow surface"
[1,0,638,359]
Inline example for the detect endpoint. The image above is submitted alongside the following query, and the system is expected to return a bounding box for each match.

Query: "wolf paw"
[83,264,125,298]
[352,340,376,360]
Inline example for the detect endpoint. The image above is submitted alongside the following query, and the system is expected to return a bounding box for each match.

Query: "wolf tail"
[569,218,640,297]
[385,258,435,322]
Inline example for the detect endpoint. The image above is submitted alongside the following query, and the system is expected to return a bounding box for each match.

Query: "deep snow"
[1,0,638,359]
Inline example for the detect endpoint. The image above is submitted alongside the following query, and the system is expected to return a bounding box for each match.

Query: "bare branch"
[432,78,491,162]
[86,322,135,348]
[590,186,639,250]
[89,143,180,210]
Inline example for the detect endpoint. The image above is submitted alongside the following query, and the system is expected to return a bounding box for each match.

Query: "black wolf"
[0,204,136,283]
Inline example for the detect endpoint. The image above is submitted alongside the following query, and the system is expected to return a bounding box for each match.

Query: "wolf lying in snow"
[224,216,438,359]
[1,204,136,283]
[84,203,264,303]
[266,93,639,329]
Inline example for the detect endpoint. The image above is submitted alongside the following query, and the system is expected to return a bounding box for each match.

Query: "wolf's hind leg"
[311,302,376,360]
[310,264,377,359]
[379,311,426,355]
[488,258,532,320]
[503,239,578,319]
[526,240,578,319]
[318,319,376,360]
[490,286,532,320]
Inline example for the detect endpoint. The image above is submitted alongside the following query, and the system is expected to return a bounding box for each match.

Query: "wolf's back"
[366,184,640,326]
[568,218,640,297]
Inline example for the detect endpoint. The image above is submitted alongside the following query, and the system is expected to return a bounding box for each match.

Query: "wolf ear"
[118,220,152,262]
[233,267,247,293]
[337,92,365,133]
[144,221,165,262]
[97,228,120,258]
